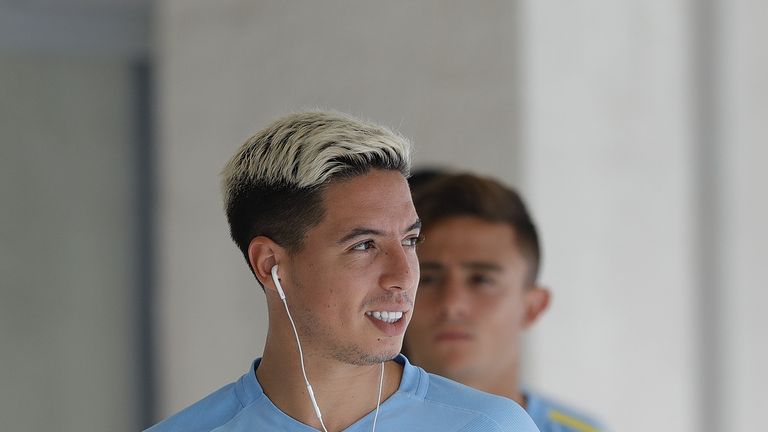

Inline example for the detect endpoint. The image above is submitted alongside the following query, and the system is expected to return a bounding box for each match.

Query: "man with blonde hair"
[146,112,539,432]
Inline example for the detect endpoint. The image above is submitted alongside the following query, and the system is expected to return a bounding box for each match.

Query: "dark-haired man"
[404,173,603,432]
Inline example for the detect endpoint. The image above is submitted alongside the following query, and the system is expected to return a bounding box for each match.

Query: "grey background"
[1,1,765,431]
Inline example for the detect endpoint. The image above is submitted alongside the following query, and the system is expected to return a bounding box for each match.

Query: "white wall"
[0,58,141,432]
[0,3,151,429]
[519,2,697,431]
[520,1,768,431]
[717,0,768,430]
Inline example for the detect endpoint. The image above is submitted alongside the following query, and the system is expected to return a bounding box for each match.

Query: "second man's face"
[404,216,540,386]
[281,169,421,366]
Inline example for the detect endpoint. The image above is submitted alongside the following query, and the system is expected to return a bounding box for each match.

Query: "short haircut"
[412,173,541,284]
[221,111,412,271]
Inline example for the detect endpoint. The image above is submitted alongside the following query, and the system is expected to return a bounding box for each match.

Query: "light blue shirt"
[147,355,539,432]
[525,391,604,432]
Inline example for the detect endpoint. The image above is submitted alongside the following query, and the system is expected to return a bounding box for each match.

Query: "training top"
[525,391,604,432]
[146,354,540,432]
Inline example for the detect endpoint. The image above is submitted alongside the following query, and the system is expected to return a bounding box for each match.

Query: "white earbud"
[270,264,286,300]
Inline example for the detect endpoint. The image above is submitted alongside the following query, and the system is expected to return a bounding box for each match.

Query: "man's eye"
[419,274,440,286]
[351,240,375,251]
[402,234,422,247]
[470,274,494,286]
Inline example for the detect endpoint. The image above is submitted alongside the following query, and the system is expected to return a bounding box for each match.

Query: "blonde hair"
[222,111,411,208]
[222,111,412,260]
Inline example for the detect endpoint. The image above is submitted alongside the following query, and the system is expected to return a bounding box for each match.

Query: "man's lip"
[366,313,408,336]
[434,330,473,341]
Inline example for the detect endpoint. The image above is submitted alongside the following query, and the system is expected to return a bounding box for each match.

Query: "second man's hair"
[412,173,541,284]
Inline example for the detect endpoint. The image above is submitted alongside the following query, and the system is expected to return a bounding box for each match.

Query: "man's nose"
[380,243,417,292]
[438,277,470,320]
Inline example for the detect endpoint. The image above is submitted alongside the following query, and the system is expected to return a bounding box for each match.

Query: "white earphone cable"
[371,361,385,431]
[275,266,385,432]
[281,297,330,432]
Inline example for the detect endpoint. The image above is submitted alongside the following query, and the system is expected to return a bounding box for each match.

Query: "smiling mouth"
[365,311,404,324]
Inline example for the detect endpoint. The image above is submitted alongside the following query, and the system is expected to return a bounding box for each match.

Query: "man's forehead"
[327,211,421,238]
[319,170,417,229]
[322,169,410,201]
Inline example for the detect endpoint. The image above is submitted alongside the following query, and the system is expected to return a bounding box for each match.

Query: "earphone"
[269,264,384,432]
[271,264,286,300]
[271,264,325,430]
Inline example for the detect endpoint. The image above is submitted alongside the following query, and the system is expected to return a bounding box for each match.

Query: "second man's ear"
[523,286,551,329]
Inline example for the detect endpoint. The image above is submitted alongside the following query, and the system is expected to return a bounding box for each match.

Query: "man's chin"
[340,348,400,366]
[367,348,401,364]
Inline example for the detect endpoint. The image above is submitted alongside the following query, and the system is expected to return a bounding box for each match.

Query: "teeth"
[366,310,404,323]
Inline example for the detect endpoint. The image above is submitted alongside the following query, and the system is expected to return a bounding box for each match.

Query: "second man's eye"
[469,274,494,286]
[419,274,441,286]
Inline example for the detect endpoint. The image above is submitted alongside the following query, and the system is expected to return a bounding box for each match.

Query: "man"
[403,173,603,432]
[146,112,539,431]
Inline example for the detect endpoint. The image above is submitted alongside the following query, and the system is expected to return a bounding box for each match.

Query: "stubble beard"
[287,271,410,366]
[295,304,400,366]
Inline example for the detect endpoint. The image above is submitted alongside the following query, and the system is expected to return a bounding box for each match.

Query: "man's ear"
[247,236,285,295]
[522,285,551,329]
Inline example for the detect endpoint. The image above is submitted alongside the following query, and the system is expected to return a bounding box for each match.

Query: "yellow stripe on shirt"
[548,409,600,432]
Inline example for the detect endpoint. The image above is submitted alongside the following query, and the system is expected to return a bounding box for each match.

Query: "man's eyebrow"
[462,262,503,272]
[336,219,422,245]
[337,228,383,245]
[420,261,501,272]
[406,219,422,233]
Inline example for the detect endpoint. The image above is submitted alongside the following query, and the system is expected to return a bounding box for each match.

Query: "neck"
[257,336,402,431]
